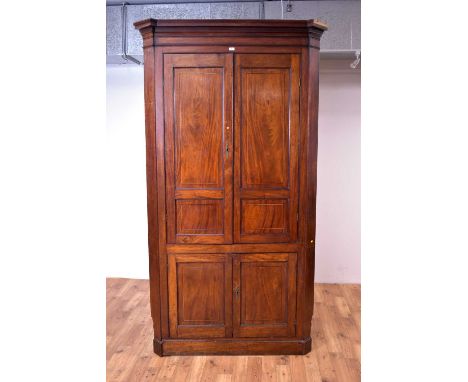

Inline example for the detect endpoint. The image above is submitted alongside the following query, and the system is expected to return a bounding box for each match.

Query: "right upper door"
[234,54,300,243]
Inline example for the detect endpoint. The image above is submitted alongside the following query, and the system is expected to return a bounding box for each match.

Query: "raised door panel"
[240,69,289,189]
[175,68,223,189]
[164,54,233,244]
[176,200,223,235]
[233,253,297,338]
[234,54,300,243]
[241,199,288,235]
[168,254,232,338]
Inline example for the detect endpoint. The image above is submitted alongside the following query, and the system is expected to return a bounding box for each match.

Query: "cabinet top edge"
[133,18,328,32]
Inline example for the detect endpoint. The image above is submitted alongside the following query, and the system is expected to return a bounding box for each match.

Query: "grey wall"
[265,1,360,50]
[106,0,360,64]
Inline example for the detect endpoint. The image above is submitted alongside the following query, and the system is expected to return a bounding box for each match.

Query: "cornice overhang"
[134,19,328,49]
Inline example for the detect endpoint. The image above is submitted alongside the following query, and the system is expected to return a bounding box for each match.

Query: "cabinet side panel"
[143,45,161,340]
[155,47,170,338]
[297,47,309,339]
[303,43,320,338]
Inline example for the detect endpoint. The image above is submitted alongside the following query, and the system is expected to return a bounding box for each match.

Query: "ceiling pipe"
[121,2,141,65]
[105,1,360,64]
[108,0,305,5]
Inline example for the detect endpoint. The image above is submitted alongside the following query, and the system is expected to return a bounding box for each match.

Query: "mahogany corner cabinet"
[134,19,327,356]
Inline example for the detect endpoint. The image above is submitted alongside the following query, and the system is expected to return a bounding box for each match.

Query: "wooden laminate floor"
[107,278,360,382]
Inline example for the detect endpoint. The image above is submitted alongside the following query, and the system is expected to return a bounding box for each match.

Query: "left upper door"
[164,54,233,244]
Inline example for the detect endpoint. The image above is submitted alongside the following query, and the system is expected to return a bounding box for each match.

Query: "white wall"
[106,65,148,279]
[316,60,361,283]
[106,60,360,283]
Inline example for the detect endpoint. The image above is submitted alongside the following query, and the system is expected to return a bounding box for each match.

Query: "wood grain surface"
[233,54,300,245]
[134,19,327,356]
[163,53,233,245]
[107,278,360,382]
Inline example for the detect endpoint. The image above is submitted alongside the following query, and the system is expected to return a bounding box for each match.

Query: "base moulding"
[153,337,312,356]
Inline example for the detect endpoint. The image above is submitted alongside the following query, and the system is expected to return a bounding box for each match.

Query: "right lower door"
[234,53,300,243]
[233,253,297,337]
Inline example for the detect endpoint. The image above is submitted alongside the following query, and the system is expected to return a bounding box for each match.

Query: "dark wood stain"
[168,254,232,338]
[233,253,297,338]
[135,18,326,356]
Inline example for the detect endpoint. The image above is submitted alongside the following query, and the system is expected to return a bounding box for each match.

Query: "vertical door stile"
[225,251,233,337]
[224,53,234,244]
[232,253,241,338]
[233,54,241,244]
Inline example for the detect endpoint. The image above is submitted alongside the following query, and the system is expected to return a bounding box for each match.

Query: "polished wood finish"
[234,53,300,244]
[168,254,232,338]
[107,278,360,381]
[134,19,329,29]
[233,253,297,338]
[135,19,326,356]
[133,19,328,48]
[164,53,233,244]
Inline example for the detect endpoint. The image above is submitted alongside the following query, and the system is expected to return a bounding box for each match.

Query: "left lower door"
[168,254,232,338]
[164,53,233,244]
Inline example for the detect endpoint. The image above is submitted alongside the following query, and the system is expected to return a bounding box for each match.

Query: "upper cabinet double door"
[164,52,301,245]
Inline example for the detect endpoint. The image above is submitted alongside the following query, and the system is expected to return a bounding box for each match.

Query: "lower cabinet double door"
[168,252,297,339]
